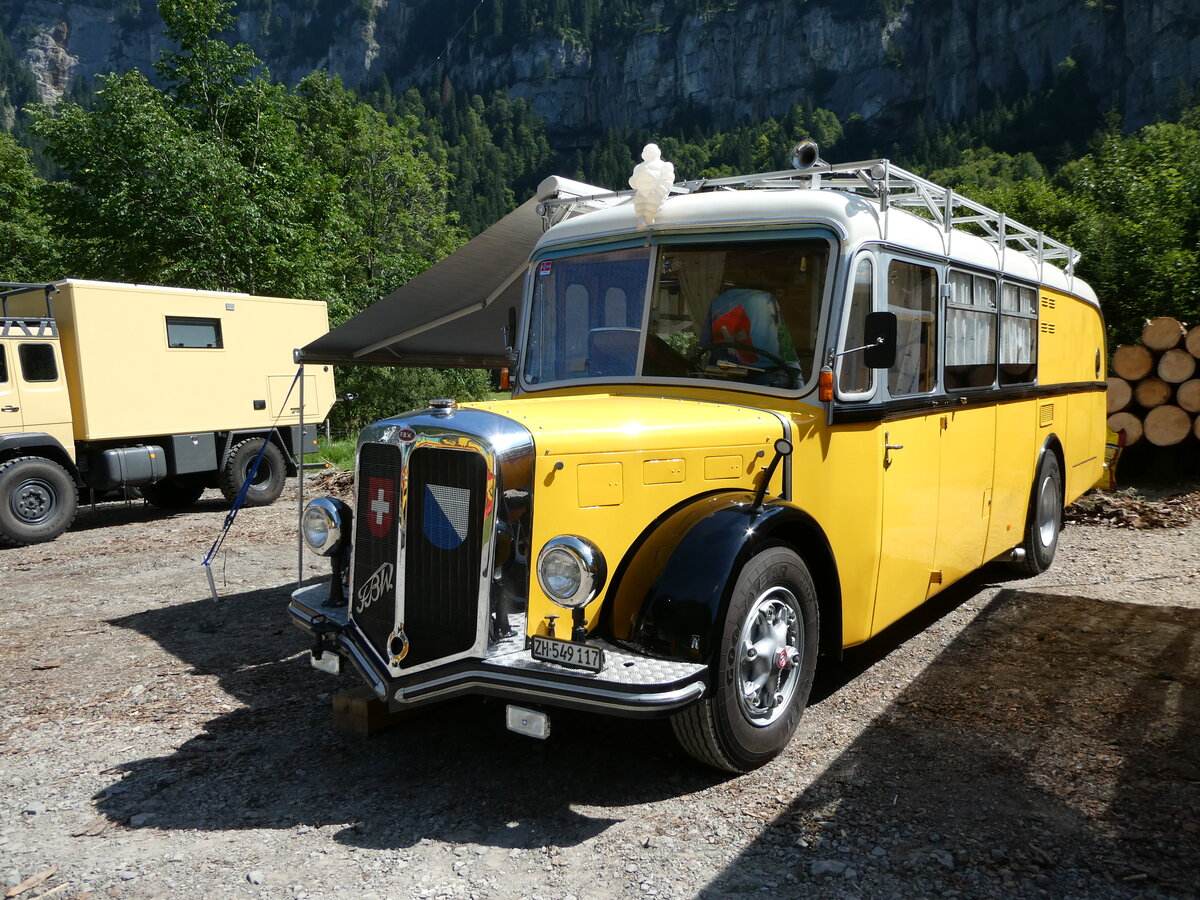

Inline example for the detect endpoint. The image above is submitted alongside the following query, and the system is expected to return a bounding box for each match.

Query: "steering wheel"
[690,341,790,374]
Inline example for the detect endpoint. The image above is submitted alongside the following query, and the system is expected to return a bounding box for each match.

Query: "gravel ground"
[1,479,1198,899]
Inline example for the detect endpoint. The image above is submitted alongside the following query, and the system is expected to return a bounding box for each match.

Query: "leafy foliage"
[23,0,488,432]
[0,132,58,282]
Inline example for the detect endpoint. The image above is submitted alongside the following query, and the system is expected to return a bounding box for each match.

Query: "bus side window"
[945,270,998,389]
[1000,283,1037,385]
[886,260,938,396]
[836,255,874,397]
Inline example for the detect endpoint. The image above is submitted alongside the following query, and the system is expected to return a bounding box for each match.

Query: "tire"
[141,476,206,510]
[218,438,287,507]
[0,456,79,547]
[1012,451,1063,576]
[671,545,819,772]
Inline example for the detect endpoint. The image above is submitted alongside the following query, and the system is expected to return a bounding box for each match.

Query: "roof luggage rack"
[1,281,60,338]
[536,154,1080,282]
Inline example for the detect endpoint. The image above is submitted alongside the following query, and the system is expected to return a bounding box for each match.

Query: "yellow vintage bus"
[292,147,1106,771]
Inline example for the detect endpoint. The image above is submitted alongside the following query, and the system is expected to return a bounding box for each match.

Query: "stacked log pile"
[1107,318,1200,447]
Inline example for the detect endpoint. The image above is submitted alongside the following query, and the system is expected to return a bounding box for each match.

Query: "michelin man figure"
[629,143,675,229]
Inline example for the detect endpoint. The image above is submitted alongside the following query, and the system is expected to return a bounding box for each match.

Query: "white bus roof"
[535,167,1099,307]
[299,163,1098,368]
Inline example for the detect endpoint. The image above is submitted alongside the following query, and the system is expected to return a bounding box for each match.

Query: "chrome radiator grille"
[350,442,402,659]
[401,446,486,667]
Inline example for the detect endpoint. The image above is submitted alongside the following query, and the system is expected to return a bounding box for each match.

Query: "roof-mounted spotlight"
[791,140,823,170]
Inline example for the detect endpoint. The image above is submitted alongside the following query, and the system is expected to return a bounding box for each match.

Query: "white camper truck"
[0,280,335,546]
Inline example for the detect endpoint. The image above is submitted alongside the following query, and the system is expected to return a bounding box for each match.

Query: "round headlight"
[536,536,606,609]
[302,497,351,557]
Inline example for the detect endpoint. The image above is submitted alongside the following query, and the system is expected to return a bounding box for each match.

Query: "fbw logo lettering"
[366,477,395,538]
[423,484,470,550]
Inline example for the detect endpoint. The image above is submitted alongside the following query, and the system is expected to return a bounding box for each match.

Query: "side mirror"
[863,312,897,369]
[503,306,518,352]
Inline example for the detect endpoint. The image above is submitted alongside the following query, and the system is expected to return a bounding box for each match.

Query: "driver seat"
[704,287,784,369]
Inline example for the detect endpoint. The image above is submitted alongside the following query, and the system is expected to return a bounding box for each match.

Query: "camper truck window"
[166,316,224,349]
[18,343,58,382]
[0,345,7,383]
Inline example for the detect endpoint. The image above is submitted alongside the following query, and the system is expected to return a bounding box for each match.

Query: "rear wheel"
[0,456,79,547]
[671,546,819,772]
[218,438,287,507]
[1012,451,1063,576]
[141,476,206,509]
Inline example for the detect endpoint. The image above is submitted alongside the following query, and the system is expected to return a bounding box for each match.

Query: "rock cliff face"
[5,0,1198,146]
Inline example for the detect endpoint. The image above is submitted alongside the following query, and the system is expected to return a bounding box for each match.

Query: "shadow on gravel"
[102,583,728,850]
[699,589,1200,898]
[68,497,230,533]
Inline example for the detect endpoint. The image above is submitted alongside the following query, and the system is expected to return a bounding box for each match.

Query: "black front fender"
[607,493,839,666]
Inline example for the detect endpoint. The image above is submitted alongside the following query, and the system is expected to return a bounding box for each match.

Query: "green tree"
[0,133,58,282]
[26,0,484,432]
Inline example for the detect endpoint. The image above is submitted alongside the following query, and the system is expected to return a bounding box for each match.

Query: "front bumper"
[289,583,709,717]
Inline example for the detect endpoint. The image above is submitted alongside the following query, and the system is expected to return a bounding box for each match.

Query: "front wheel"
[671,546,819,772]
[218,438,287,507]
[1012,451,1063,576]
[0,456,79,547]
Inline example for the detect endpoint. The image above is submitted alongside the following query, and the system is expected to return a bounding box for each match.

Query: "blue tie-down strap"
[202,366,304,598]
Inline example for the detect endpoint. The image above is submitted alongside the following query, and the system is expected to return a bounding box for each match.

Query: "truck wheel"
[141,476,206,509]
[671,545,819,772]
[0,456,79,547]
[1011,451,1063,576]
[218,438,287,507]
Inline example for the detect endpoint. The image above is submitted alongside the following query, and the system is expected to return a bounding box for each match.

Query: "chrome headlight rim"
[536,535,607,609]
[302,497,351,557]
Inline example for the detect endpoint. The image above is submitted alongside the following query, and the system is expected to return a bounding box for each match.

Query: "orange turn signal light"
[818,366,833,402]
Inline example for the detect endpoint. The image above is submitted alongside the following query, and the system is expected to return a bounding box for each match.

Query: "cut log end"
[1186,324,1200,359]
[1105,377,1132,414]
[1157,348,1197,384]
[1133,377,1172,409]
[1106,411,1144,446]
[1112,343,1154,381]
[1143,405,1192,447]
[1177,379,1200,414]
[1141,316,1186,352]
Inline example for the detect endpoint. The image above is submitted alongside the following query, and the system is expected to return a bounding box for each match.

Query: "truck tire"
[218,438,286,507]
[671,545,819,772]
[141,476,206,509]
[0,456,79,547]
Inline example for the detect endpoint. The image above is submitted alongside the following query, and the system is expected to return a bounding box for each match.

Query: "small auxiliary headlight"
[302,497,351,557]
[536,536,606,609]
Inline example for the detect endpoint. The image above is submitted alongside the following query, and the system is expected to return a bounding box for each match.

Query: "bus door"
[0,341,22,432]
[872,258,941,634]
[935,271,1000,585]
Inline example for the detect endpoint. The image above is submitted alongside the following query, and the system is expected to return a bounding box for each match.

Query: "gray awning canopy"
[297,176,619,369]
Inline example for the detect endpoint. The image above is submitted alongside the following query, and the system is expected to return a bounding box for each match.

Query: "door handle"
[884,431,904,468]
[1,405,18,413]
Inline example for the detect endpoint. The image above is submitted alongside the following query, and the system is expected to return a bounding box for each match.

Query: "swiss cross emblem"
[367,477,395,538]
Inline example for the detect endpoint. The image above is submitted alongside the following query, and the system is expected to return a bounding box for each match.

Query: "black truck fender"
[0,433,79,480]
[603,492,842,667]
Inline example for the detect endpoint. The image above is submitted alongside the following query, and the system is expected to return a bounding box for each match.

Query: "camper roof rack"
[537,158,1079,280]
[1,282,59,335]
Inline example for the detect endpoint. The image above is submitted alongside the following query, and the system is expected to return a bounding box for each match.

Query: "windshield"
[523,239,829,392]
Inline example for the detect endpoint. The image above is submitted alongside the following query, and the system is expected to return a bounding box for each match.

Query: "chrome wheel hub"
[1036,473,1059,548]
[736,587,803,726]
